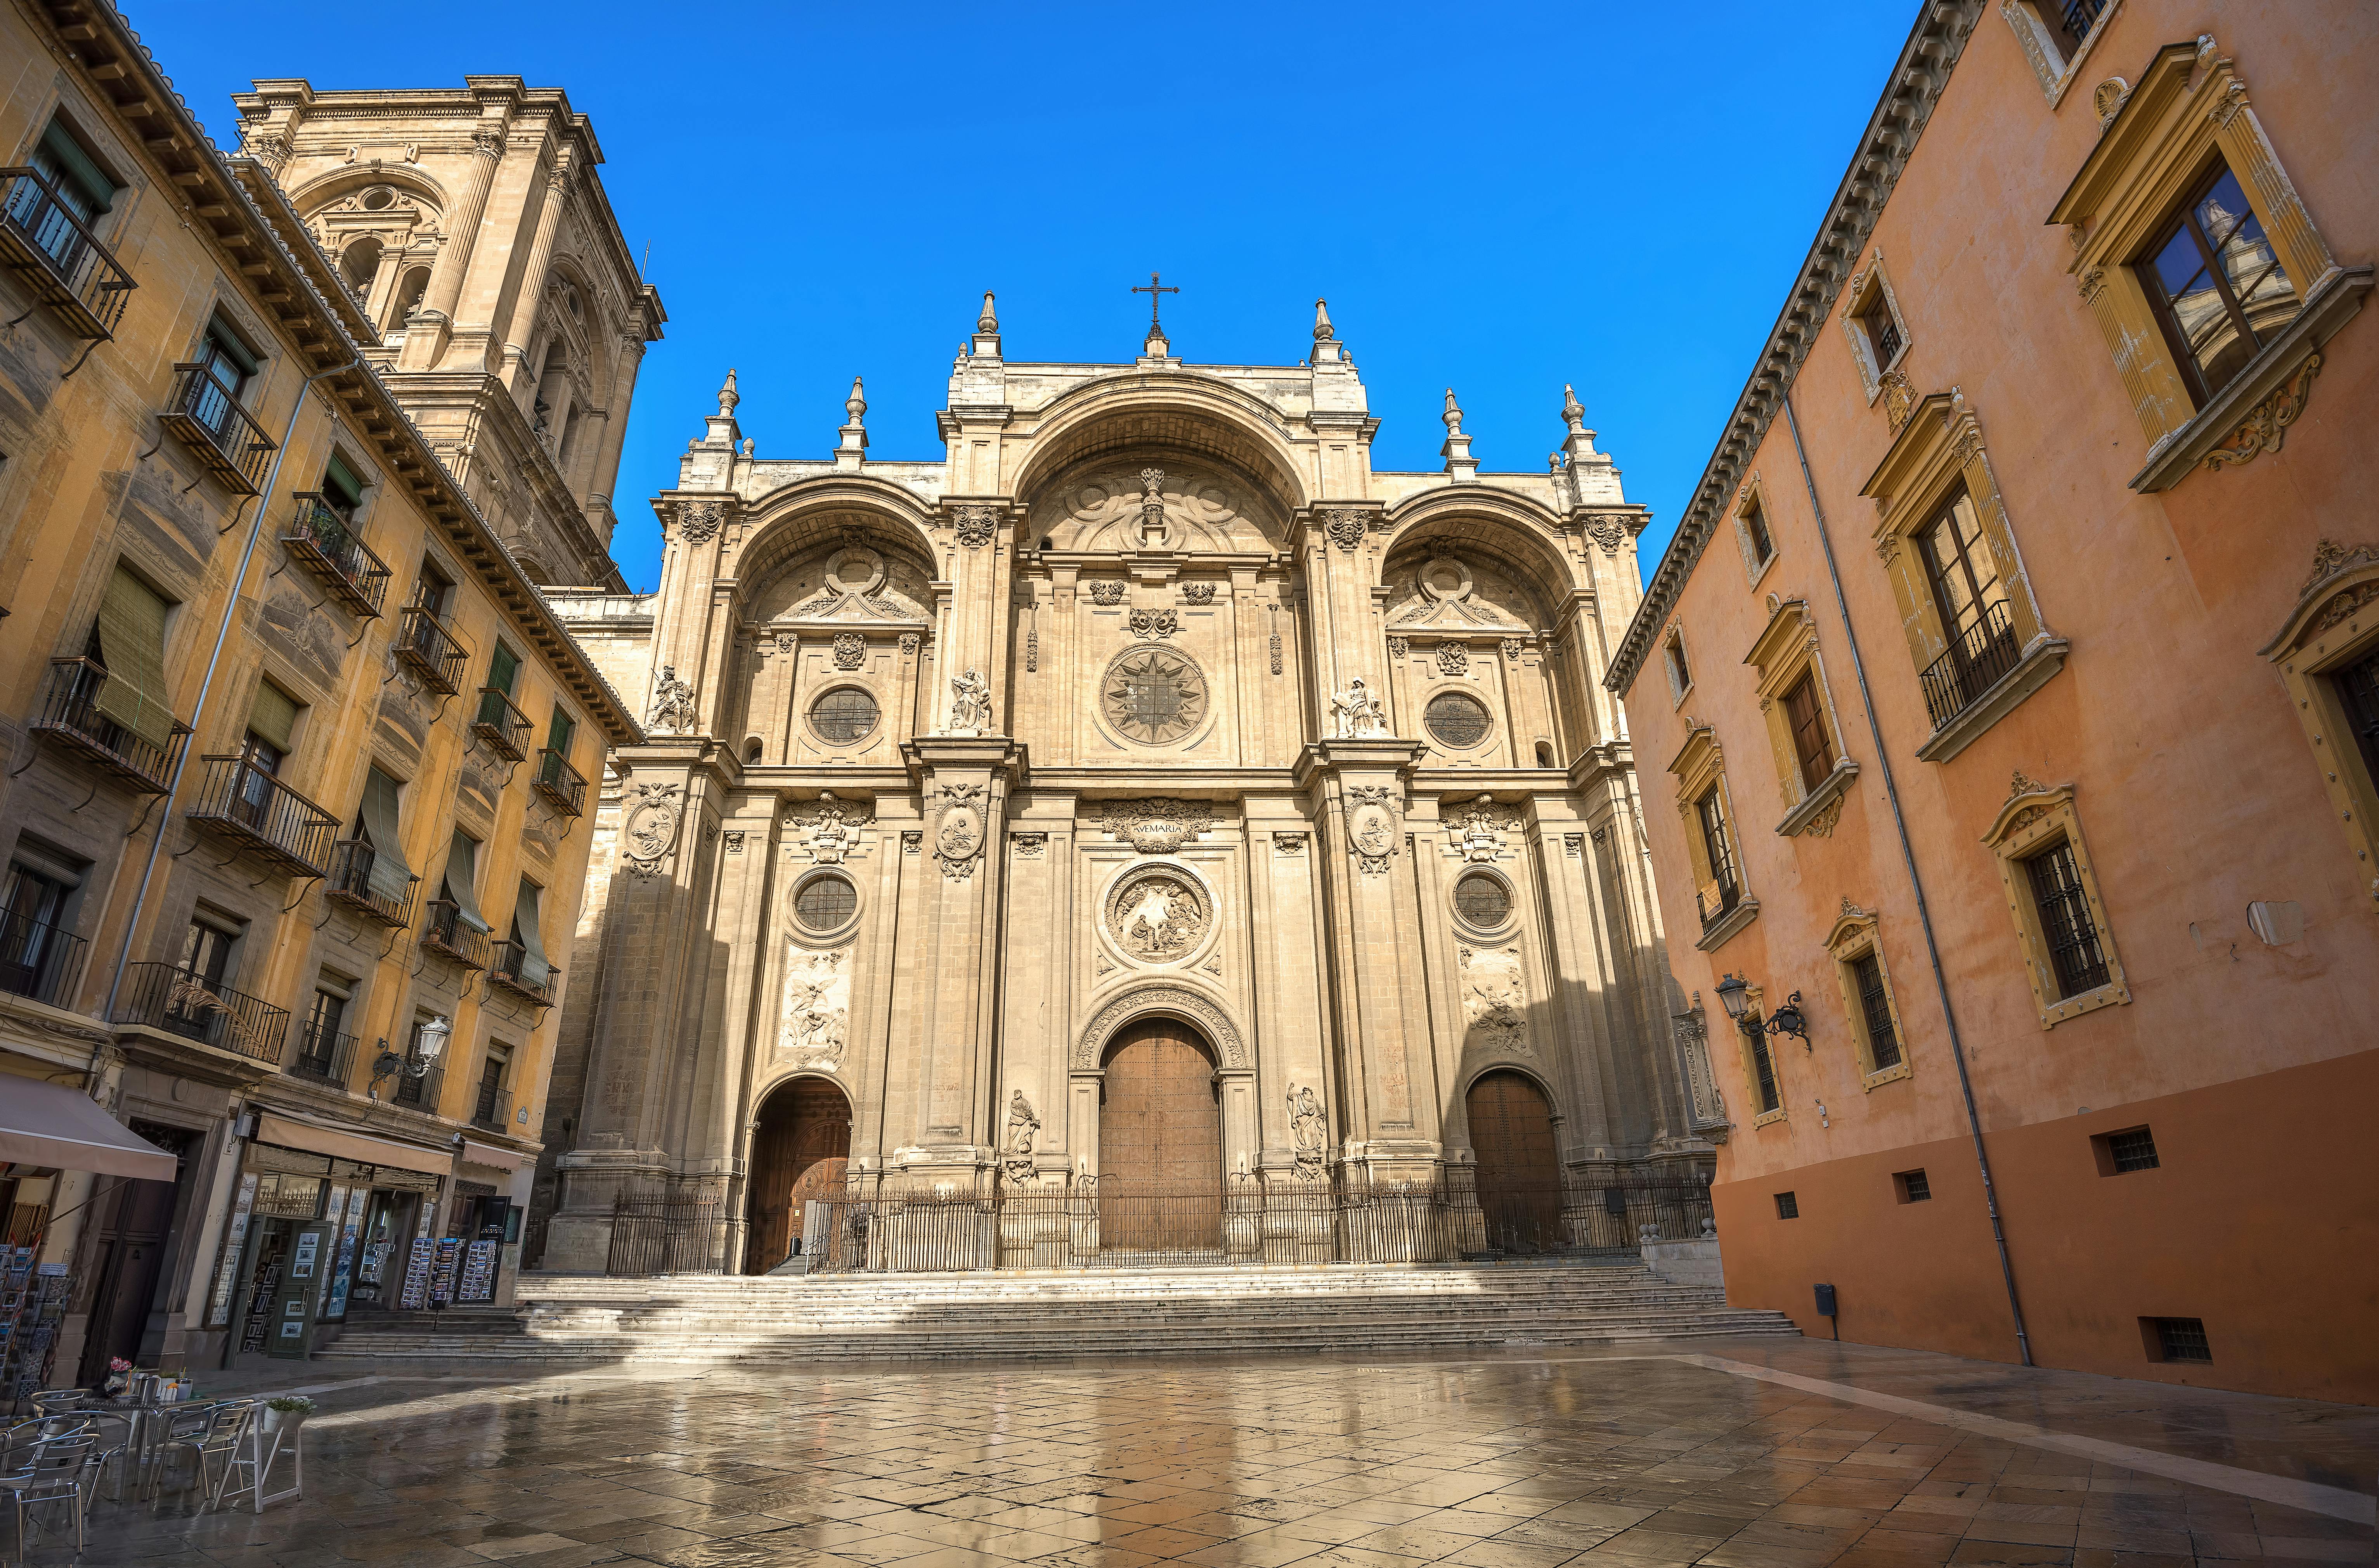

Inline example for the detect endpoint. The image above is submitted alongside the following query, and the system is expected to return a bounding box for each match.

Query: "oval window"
[1454,873,1511,927]
[810,687,880,744]
[795,874,857,932]
[1425,691,1492,749]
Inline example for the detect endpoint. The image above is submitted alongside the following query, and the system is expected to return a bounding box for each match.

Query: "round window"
[360,186,395,211]
[1425,691,1492,749]
[810,687,880,744]
[1454,873,1511,927]
[795,874,857,932]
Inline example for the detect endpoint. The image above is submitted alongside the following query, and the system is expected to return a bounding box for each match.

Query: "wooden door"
[1099,1022,1221,1250]
[75,1173,179,1383]
[745,1078,851,1272]
[1467,1071,1566,1254]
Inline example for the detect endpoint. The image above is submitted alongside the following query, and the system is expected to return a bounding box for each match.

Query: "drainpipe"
[101,350,362,1026]
[1780,392,2034,1369]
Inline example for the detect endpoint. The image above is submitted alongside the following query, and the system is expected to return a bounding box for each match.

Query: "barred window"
[810,687,879,744]
[1748,1030,1781,1116]
[1784,675,1834,792]
[2026,841,2110,999]
[794,874,856,932]
[1852,952,1901,1070]
[1453,874,1509,928]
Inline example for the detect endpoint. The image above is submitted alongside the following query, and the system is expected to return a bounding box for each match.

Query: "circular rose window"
[1425,690,1492,748]
[810,687,879,744]
[1102,647,1208,745]
[1454,873,1511,927]
[795,873,857,933]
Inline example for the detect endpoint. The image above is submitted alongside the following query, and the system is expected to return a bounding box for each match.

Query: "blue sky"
[142,1,1913,593]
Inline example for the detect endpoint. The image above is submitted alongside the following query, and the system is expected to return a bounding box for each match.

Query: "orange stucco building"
[1607,0,2377,1403]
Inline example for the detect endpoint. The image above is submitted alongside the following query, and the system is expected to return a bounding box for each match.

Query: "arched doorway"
[1466,1070,1566,1254]
[1100,1019,1222,1251]
[745,1076,851,1273]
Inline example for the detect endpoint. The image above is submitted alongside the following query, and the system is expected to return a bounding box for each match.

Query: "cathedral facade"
[532,301,1723,1274]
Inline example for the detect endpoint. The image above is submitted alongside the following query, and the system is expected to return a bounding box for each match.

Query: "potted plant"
[260,1395,315,1444]
[102,1356,134,1398]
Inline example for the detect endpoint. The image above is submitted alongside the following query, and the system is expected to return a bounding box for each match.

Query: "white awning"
[253,1112,452,1177]
[459,1139,528,1171]
[0,1078,177,1181]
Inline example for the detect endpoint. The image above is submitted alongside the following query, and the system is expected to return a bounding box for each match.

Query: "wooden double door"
[1099,1022,1222,1251]
[745,1078,851,1273]
[1467,1070,1567,1254]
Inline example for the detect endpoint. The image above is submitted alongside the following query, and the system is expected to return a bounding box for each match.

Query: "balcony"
[115,961,289,1065]
[394,607,469,694]
[1919,600,2023,732]
[280,495,391,617]
[390,1060,444,1113]
[471,1081,514,1132]
[185,755,338,878]
[1696,876,1743,933]
[533,748,586,817]
[472,687,533,762]
[287,1019,357,1088]
[487,940,558,1008]
[0,907,87,1011]
[326,839,420,929]
[419,899,489,969]
[0,166,135,341]
[29,658,190,796]
[157,363,276,495]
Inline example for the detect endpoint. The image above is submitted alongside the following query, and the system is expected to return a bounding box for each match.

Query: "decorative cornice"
[1606,0,1987,698]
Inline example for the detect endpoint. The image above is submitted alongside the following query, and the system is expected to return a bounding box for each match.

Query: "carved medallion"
[1100,798,1213,855]
[1104,866,1212,964]
[831,632,866,670]
[622,782,683,873]
[933,784,987,881]
[1345,786,1399,875]
[1102,647,1208,744]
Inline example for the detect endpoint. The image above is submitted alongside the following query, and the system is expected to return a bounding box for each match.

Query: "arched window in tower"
[388,266,428,330]
[340,236,381,304]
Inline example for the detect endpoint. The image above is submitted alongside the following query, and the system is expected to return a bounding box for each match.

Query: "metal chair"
[1,1434,95,1563]
[147,1400,251,1504]
[75,1409,143,1504]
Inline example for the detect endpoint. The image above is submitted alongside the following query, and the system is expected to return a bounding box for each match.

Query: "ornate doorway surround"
[745,1076,851,1273]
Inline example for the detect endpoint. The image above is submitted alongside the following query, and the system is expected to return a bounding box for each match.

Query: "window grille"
[2105,1127,2159,1173]
[1453,874,1509,927]
[1424,691,1491,748]
[1785,675,1833,791]
[1863,296,1903,367]
[1741,497,1774,564]
[2026,842,2110,998]
[1774,1191,1799,1220]
[1748,1030,1780,1116]
[2151,1317,2211,1362]
[2331,649,2379,794]
[811,687,879,744]
[1853,952,1901,1070]
[1897,1169,1930,1203]
[795,875,857,932]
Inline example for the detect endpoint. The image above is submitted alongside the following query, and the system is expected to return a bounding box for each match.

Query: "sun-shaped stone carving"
[1103,647,1208,744]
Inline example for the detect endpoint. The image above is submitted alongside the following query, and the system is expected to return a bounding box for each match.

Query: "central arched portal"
[1100,1019,1222,1251]
[744,1076,851,1273]
[1467,1069,1566,1253]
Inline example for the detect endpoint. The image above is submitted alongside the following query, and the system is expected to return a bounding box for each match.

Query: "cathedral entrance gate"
[1466,1070,1566,1255]
[745,1077,851,1274]
[1098,1021,1223,1253]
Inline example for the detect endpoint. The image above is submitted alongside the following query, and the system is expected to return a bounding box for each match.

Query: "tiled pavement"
[36,1338,2376,1568]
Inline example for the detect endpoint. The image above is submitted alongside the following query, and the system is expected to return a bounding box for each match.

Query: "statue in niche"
[946,668,992,734]
[648,665,698,734]
[1288,1085,1328,1179]
[1330,677,1388,739]
[1003,1090,1040,1180]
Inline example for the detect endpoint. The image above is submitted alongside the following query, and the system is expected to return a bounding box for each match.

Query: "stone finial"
[845,376,866,424]
[835,375,868,467]
[1440,388,1478,482]
[1313,298,1335,341]
[717,368,740,416]
[1557,381,1603,473]
[977,292,998,333]
[1442,388,1464,435]
[1561,383,1585,435]
[972,291,1003,359]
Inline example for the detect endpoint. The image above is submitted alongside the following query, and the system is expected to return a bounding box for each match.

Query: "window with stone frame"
[1838,253,1911,404]
[1731,476,1778,585]
[1667,722,1755,952]
[2002,0,2119,102]
[1662,627,1694,708]
[1827,902,1912,1089]
[1981,776,2129,1028]
[2263,542,2379,887]
[2049,35,2365,493]
[1745,598,1857,838]
[1863,391,2067,763]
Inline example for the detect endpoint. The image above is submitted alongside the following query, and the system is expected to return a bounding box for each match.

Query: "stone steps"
[317,1261,1793,1364]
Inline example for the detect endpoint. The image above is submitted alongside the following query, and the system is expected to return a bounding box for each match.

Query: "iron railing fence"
[0,907,87,1010]
[185,754,338,878]
[115,961,289,1064]
[281,495,391,616]
[1919,599,2022,730]
[419,899,489,969]
[0,165,135,339]
[158,362,276,493]
[487,940,556,1006]
[288,1021,356,1087]
[472,687,533,760]
[326,839,419,928]
[394,606,469,694]
[390,1061,443,1112]
[30,657,189,794]
[533,748,586,816]
[608,1196,728,1277]
[789,1172,1716,1277]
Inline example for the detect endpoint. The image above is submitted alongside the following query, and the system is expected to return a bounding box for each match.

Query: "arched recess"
[1099,1021,1223,1250]
[743,1074,852,1273]
[1464,1067,1566,1255]
[1380,506,1577,767]
[733,476,941,588]
[286,166,452,217]
[1008,376,1312,524]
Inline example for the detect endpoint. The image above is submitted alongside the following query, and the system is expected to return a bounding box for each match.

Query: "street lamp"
[369,1013,453,1099]
[1712,974,1811,1048]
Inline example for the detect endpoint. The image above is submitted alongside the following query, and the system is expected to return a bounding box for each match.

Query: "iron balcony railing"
[281,495,391,617]
[532,748,586,817]
[0,165,135,341]
[0,907,87,1011]
[471,1081,513,1131]
[419,899,489,969]
[185,755,338,879]
[394,606,469,694]
[771,1172,1719,1277]
[29,657,190,796]
[115,962,289,1065]
[1919,599,2023,731]
[391,1061,444,1113]
[1696,874,1742,932]
[2060,0,2107,40]
[157,363,276,494]
[288,1020,357,1088]
[471,687,533,761]
[325,839,419,929]
[486,940,556,1007]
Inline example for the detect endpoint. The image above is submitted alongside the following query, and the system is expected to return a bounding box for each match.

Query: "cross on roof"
[1131,272,1179,336]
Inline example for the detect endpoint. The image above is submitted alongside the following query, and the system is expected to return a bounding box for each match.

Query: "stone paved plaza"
[47,1341,2376,1568]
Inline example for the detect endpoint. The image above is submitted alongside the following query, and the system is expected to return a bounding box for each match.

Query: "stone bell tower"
[233,76,665,587]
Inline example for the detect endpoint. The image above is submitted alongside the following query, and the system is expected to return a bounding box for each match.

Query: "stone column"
[401,116,506,372]
[498,154,575,402]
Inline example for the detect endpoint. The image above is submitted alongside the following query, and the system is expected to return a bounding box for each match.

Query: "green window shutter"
[512,880,549,987]
[487,642,519,697]
[323,453,366,511]
[358,767,414,903]
[36,121,116,215]
[443,832,490,933]
[247,680,300,754]
[547,703,575,759]
[93,567,176,750]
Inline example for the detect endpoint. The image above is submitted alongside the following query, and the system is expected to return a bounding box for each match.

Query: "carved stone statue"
[1288,1085,1327,1179]
[648,665,697,734]
[946,668,992,734]
[1003,1089,1040,1180]
[1329,677,1388,739]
